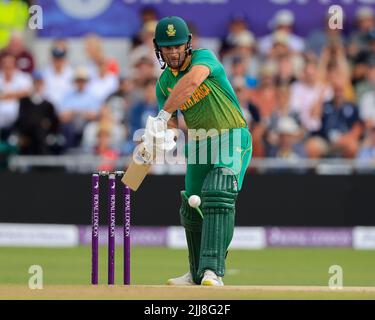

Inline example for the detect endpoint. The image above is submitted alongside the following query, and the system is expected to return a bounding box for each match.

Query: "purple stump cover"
[124,185,131,285]
[91,174,99,285]
[108,174,116,284]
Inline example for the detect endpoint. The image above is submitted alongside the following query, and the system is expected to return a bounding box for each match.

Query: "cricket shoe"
[166,272,196,286]
[201,270,224,286]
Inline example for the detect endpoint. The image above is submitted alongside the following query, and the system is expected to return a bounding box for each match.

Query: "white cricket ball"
[188,195,201,208]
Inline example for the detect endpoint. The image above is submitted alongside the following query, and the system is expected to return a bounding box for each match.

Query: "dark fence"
[0,173,374,226]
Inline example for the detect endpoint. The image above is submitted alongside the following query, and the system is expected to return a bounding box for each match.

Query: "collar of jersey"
[169,56,192,77]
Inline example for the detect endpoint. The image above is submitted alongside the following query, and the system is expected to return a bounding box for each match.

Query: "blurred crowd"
[1,5,375,169]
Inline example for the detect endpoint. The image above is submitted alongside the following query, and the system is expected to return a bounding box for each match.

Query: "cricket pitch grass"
[0,247,374,300]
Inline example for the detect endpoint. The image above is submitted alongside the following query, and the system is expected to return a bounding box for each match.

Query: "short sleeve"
[190,49,222,77]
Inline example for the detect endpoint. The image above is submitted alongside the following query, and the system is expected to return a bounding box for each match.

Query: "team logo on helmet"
[166,24,176,37]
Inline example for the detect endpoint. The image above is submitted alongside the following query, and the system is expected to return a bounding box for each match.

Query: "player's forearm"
[163,75,200,113]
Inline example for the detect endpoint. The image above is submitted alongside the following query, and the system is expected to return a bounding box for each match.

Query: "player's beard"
[164,52,186,70]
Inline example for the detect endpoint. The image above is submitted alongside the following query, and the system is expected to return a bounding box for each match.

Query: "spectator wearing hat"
[359,56,375,130]
[268,30,292,59]
[43,40,74,109]
[0,31,34,73]
[267,116,306,159]
[0,53,32,140]
[267,30,305,78]
[259,9,305,56]
[268,84,301,134]
[58,67,101,149]
[13,71,62,155]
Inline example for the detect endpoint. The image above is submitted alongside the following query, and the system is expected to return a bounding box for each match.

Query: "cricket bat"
[121,145,152,191]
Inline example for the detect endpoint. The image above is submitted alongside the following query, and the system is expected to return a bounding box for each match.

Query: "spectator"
[94,122,120,173]
[222,30,259,79]
[267,116,306,159]
[220,13,249,58]
[88,58,118,105]
[187,22,201,50]
[105,76,135,124]
[266,85,302,155]
[268,84,301,132]
[13,71,62,155]
[139,6,158,25]
[328,63,356,105]
[59,67,101,149]
[268,30,291,60]
[233,77,263,157]
[248,62,278,122]
[355,53,375,102]
[129,20,161,76]
[317,78,363,158]
[232,77,261,129]
[350,29,375,86]
[81,105,125,154]
[357,126,375,161]
[369,28,375,55]
[132,56,156,88]
[306,12,345,56]
[43,40,74,109]
[289,55,332,133]
[275,54,298,86]
[84,34,119,77]
[0,53,32,140]
[129,78,158,136]
[132,6,158,48]
[228,56,257,89]
[267,30,305,76]
[348,6,374,58]
[359,57,375,130]
[259,10,305,56]
[0,31,34,73]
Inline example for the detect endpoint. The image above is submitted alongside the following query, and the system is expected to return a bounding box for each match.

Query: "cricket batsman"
[141,16,252,286]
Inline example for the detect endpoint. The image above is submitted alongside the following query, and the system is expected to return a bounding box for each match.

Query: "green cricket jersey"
[156,49,247,131]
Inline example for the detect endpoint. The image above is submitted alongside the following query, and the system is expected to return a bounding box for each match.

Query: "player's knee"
[201,168,238,214]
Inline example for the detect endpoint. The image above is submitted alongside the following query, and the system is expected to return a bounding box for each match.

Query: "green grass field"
[0,247,375,299]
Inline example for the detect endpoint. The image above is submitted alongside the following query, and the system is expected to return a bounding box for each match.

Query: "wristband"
[157,109,172,122]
